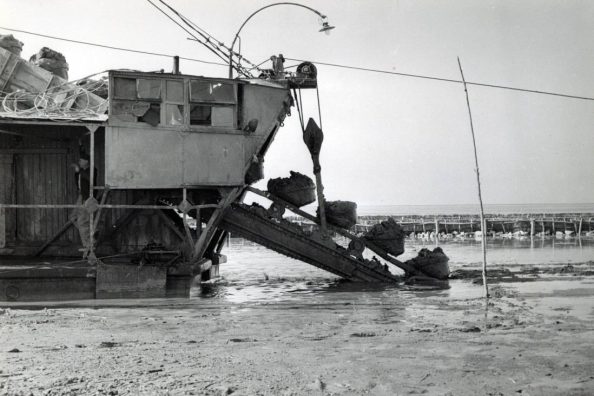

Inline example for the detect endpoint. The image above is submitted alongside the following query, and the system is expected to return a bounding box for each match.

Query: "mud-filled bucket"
[405,247,450,280]
[267,171,316,207]
[318,200,357,229]
[363,217,405,257]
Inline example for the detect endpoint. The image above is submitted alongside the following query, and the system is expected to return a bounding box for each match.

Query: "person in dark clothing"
[71,153,97,255]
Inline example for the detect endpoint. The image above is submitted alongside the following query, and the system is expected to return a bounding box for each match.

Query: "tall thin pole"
[458,57,489,298]
[89,127,95,262]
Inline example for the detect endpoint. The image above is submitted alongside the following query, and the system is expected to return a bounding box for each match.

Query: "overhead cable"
[144,0,231,65]
[2,25,591,101]
[152,0,257,77]
[0,26,227,66]
[286,57,594,102]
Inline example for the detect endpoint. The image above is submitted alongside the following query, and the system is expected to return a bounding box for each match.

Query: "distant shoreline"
[355,203,594,216]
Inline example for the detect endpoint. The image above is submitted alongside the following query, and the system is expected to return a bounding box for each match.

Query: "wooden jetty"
[290,213,594,237]
[359,213,594,236]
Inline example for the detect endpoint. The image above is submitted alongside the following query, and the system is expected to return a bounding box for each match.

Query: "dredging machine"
[0,42,448,301]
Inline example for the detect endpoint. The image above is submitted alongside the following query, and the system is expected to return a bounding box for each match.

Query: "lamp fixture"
[319,20,335,35]
[229,2,336,78]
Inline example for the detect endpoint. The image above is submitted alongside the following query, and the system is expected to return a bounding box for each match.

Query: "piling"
[336,213,593,239]
[530,219,535,236]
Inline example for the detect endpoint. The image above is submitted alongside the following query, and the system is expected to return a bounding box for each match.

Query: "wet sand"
[2,240,594,395]
[2,275,594,396]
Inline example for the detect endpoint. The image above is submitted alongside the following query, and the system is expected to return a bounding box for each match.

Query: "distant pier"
[290,213,594,237]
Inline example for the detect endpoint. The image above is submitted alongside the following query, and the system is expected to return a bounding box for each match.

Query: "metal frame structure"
[0,118,236,266]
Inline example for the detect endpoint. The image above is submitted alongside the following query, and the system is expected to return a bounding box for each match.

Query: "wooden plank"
[155,210,185,242]
[0,148,69,154]
[0,119,106,127]
[0,154,14,245]
[96,197,152,244]
[193,187,241,260]
[0,208,4,248]
[34,219,75,256]
[0,47,19,91]
[32,153,40,240]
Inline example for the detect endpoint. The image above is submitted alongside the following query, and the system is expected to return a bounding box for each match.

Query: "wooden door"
[15,151,71,243]
[0,154,15,247]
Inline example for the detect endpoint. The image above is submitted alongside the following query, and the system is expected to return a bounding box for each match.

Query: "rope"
[292,88,305,132]
[248,57,272,71]
[316,85,323,131]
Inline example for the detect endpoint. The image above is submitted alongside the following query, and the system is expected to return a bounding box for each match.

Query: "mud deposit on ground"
[1,276,594,396]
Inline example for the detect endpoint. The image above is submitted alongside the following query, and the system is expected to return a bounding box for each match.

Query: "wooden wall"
[0,124,82,248]
[99,189,184,254]
[0,123,183,256]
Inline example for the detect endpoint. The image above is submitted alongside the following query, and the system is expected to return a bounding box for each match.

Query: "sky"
[1,0,593,206]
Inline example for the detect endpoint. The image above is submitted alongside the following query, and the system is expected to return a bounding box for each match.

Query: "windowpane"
[166,80,184,102]
[139,103,161,126]
[190,105,234,127]
[190,105,211,125]
[190,81,235,103]
[113,77,136,99]
[211,107,234,127]
[166,104,184,125]
[137,79,161,100]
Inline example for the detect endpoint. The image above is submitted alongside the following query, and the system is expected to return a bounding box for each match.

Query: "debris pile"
[0,34,23,55]
[76,76,109,99]
[0,35,107,120]
[267,171,316,207]
[29,47,69,80]
[363,217,405,257]
[319,200,357,229]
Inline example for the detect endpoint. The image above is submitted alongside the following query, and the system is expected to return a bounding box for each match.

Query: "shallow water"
[197,236,594,305]
[4,236,592,312]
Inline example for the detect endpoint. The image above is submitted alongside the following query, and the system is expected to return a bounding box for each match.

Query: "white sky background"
[1,0,593,206]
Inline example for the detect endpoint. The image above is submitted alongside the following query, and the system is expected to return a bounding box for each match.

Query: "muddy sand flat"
[1,277,594,396]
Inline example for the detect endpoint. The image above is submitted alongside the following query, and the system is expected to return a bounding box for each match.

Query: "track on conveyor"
[219,203,400,283]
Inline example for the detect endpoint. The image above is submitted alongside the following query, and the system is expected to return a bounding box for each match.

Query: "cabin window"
[113,78,136,99]
[164,80,185,126]
[189,80,236,127]
[112,77,163,126]
[137,79,161,100]
[190,81,235,103]
[110,75,238,129]
[166,80,184,102]
[189,105,211,125]
[166,104,184,125]
[189,105,234,127]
